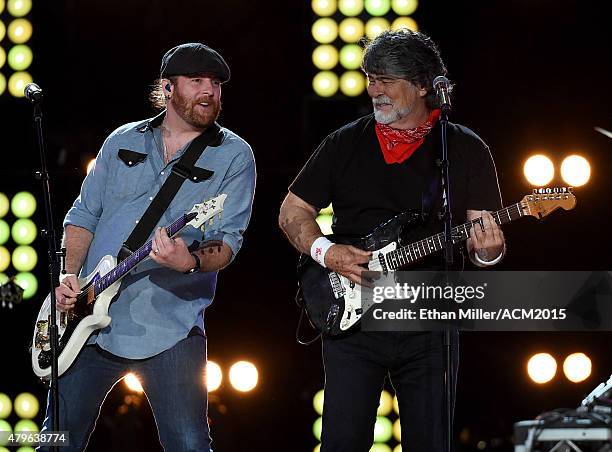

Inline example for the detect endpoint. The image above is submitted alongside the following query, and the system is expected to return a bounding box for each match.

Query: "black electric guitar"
[297,188,577,336]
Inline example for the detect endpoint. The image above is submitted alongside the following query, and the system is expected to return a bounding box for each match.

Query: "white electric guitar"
[31,194,226,379]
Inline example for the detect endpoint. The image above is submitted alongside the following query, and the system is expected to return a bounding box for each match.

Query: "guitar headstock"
[521,187,577,219]
[187,194,227,229]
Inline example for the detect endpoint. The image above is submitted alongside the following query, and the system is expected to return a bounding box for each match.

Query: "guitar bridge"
[328,272,346,299]
[35,320,50,351]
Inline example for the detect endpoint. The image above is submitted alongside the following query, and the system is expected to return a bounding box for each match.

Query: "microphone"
[24,83,43,103]
[433,76,452,111]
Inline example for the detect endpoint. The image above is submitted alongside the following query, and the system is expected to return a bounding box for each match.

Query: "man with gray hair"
[279,29,505,451]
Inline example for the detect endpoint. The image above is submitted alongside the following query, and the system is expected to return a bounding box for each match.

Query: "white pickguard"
[337,241,397,331]
[31,255,120,379]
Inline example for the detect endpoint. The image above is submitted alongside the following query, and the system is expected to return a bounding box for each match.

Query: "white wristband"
[474,248,504,266]
[311,236,334,268]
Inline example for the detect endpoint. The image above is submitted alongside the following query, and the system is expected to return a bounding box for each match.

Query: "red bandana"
[375,109,441,164]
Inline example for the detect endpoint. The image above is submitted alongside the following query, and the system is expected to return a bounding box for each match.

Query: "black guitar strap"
[117,122,223,262]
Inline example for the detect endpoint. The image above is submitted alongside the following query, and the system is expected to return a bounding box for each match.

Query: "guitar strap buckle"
[117,244,134,262]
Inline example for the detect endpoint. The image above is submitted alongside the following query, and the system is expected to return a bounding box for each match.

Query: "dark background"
[1,1,611,451]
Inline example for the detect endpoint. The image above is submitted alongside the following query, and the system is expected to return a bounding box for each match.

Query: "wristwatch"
[184,253,201,274]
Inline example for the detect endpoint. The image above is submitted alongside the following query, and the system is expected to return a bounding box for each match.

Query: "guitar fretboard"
[383,202,525,270]
[92,212,197,296]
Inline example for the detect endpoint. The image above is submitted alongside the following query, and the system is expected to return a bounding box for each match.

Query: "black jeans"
[321,330,458,452]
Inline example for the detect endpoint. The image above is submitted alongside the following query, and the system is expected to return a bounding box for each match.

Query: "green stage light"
[312,45,339,70]
[11,192,36,218]
[365,0,391,16]
[7,19,32,44]
[16,448,36,452]
[7,0,32,17]
[0,194,8,218]
[392,16,418,31]
[0,47,6,69]
[0,420,12,446]
[313,71,339,97]
[373,416,393,442]
[365,17,390,39]
[0,394,11,419]
[0,273,7,284]
[13,419,37,444]
[377,390,393,415]
[0,74,5,96]
[14,272,37,299]
[313,416,322,441]
[0,247,10,273]
[312,0,337,16]
[0,220,9,245]
[338,18,364,43]
[8,45,32,71]
[339,44,363,69]
[392,0,417,15]
[312,18,338,44]
[8,71,31,97]
[0,22,5,42]
[11,219,36,245]
[339,71,366,96]
[370,444,392,452]
[313,389,324,415]
[12,246,37,272]
[338,0,364,16]
[14,393,39,419]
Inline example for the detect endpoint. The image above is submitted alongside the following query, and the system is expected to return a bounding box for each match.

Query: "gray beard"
[373,105,411,125]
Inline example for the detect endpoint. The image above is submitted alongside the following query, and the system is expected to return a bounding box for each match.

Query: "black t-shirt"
[290,114,502,239]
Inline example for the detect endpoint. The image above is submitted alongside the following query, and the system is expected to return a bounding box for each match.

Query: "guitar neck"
[385,202,525,270]
[93,212,197,296]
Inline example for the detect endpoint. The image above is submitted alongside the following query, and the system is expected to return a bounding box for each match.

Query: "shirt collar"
[136,110,166,133]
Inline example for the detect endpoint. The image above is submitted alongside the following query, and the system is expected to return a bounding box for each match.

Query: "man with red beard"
[40,43,256,451]
[279,30,504,451]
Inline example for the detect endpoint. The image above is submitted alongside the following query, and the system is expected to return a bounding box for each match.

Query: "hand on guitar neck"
[324,244,372,286]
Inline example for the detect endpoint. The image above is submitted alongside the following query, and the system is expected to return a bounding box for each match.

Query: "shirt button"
[161,171,165,175]
[149,196,153,201]
[135,220,139,224]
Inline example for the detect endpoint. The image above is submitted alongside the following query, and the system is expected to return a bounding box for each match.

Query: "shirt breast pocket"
[111,149,150,198]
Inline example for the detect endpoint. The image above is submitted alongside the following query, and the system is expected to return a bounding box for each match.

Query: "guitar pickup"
[328,272,346,299]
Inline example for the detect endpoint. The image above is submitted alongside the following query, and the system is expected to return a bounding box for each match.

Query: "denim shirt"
[64,111,256,359]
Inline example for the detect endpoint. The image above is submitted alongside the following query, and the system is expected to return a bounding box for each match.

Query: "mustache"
[373,95,392,105]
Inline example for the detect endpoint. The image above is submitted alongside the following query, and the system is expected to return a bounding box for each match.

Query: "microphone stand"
[438,103,455,452]
[27,89,62,452]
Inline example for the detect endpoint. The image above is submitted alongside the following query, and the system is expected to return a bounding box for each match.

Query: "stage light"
[312,0,337,16]
[11,192,36,218]
[0,22,5,42]
[370,443,392,452]
[563,352,591,383]
[377,390,393,415]
[313,71,339,97]
[393,395,399,414]
[527,352,557,384]
[7,19,32,44]
[14,393,38,419]
[0,273,7,284]
[313,445,321,452]
[523,154,554,186]
[340,71,366,96]
[373,416,393,442]
[339,44,363,69]
[0,247,10,272]
[11,219,36,245]
[14,272,37,299]
[0,393,11,419]
[0,194,6,218]
[0,74,5,96]
[12,246,37,272]
[7,45,32,71]
[560,155,590,187]
[393,445,402,452]
[312,45,339,70]
[312,18,338,44]
[391,17,418,31]
[338,18,364,43]
[13,419,37,437]
[316,213,333,235]
[392,0,417,15]
[365,18,390,39]
[393,418,401,441]
[313,389,324,415]
[338,0,364,16]
[0,220,9,245]
[320,203,333,215]
[7,0,31,17]
[16,447,35,452]
[205,360,222,392]
[0,420,12,446]
[0,46,5,68]
[365,0,391,16]
[229,361,258,392]
[313,416,322,441]
[124,373,144,392]
[7,71,31,97]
